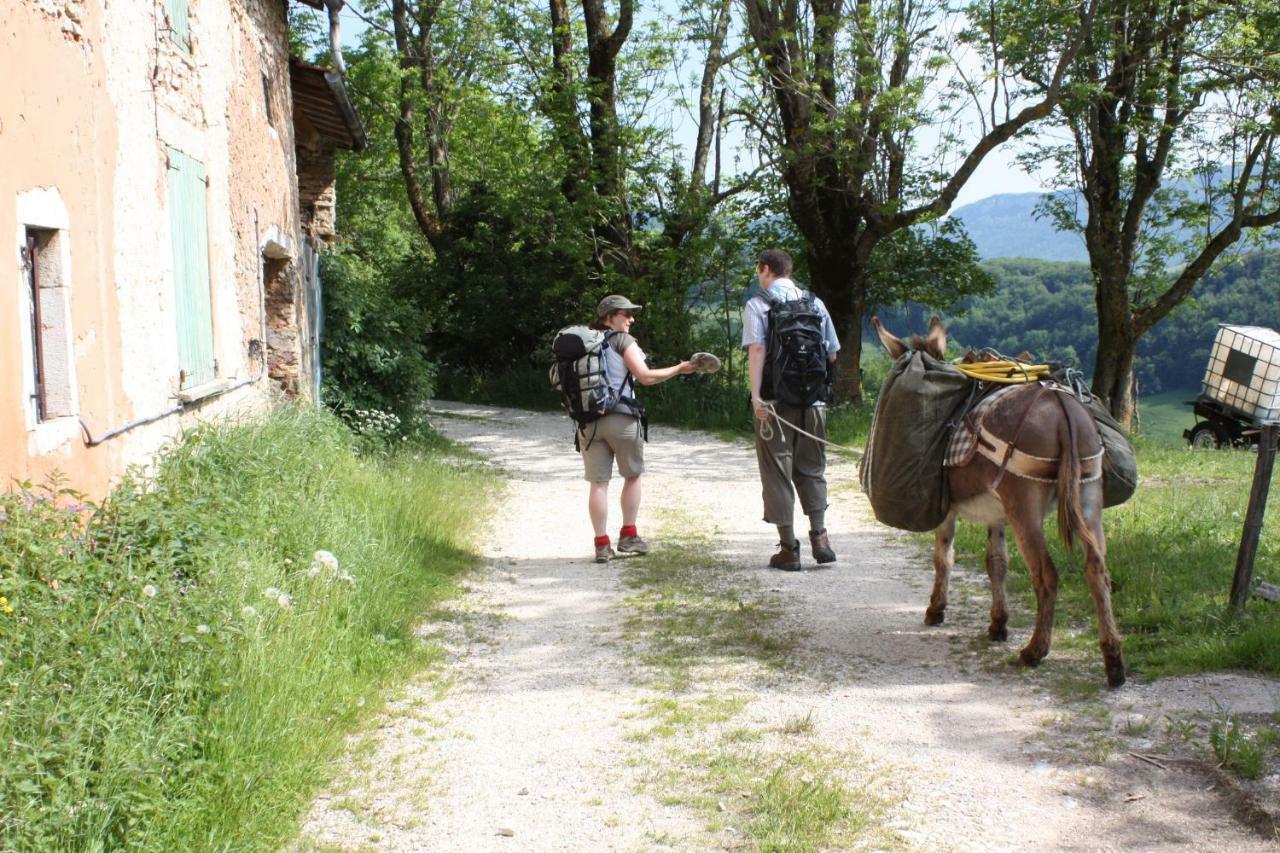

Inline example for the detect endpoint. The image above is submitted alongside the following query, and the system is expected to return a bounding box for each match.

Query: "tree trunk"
[805,243,867,404]
[1092,331,1137,429]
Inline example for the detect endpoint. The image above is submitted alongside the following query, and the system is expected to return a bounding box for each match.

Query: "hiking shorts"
[578,413,645,482]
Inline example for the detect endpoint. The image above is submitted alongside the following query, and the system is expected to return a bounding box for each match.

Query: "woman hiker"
[581,295,696,563]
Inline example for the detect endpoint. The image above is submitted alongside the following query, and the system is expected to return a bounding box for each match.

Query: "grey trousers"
[755,403,828,526]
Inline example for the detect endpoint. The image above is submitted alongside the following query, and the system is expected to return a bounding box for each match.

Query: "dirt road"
[299,402,1279,851]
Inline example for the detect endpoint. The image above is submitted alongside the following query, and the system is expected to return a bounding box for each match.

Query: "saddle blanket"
[944,384,1022,468]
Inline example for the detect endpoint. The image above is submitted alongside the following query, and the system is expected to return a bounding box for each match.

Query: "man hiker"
[743,249,840,571]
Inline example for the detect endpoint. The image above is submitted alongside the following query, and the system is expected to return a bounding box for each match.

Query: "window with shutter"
[166,148,215,388]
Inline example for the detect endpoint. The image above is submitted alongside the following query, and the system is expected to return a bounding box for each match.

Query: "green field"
[1134,389,1201,446]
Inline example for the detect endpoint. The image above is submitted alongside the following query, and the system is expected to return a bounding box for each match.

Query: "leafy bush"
[0,408,493,849]
[321,251,437,423]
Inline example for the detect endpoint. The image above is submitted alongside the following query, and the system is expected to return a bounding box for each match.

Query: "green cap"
[595,294,643,319]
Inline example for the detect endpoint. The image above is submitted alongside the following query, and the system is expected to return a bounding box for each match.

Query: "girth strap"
[975,427,1104,484]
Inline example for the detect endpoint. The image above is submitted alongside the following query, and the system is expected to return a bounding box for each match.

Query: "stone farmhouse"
[2,0,364,496]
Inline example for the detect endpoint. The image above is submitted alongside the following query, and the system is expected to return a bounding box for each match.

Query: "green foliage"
[868,218,998,311]
[1209,714,1277,780]
[321,250,436,421]
[0,409,493,849]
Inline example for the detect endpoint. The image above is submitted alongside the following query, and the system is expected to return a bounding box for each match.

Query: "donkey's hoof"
[1105,658,1127,688]
[987,624,1008,642]
[1018,647,1043,667]
[924,609,945,626]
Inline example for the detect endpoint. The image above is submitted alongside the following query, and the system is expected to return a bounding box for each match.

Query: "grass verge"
[618,530,894,849]
[0,407,496,850]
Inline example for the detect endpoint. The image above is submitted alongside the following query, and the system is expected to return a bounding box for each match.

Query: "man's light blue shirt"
[741,277,841,354]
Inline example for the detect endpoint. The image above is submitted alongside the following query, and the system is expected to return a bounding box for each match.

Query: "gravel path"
[298,402,1279,851]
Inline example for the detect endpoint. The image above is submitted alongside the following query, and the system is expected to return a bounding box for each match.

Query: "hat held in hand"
[690,352,722,374]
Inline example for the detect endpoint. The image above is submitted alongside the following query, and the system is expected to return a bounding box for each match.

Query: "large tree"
[1027,0,1280,424]
[542,0,754,279]
[738,0,1096,400]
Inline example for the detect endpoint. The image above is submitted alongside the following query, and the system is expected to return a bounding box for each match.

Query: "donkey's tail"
[1055,394,1101,556]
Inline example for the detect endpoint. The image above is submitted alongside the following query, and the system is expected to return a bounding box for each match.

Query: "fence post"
[1230,422,1279,611]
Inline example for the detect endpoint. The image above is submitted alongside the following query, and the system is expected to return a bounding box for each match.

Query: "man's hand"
[678,360,696,375]
[752,397,770,423]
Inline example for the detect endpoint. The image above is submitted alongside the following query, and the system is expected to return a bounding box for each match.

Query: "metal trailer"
[1183,394,1265,449]
[1183,324,1280,449]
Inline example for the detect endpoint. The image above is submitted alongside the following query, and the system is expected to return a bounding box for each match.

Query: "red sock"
[620,525,638,538]
[594,535,611,547]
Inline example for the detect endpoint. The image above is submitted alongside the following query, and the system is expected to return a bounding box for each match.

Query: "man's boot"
[769,540,802,571]
[809,529,836,564]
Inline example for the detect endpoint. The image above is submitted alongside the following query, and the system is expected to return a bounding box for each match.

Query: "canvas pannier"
[1078,393,1138,508]
[860,351,974,532]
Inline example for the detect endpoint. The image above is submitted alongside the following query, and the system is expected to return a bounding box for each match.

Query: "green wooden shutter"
[167,148,215,388]
[167,0,190,51]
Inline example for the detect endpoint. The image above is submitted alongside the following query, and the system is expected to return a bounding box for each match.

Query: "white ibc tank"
[1201,324,1280,422]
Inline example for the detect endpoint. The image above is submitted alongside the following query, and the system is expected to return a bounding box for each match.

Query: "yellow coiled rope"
[953,360,1053,384]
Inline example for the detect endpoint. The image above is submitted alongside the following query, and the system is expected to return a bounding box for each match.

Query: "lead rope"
[756,401,864,458]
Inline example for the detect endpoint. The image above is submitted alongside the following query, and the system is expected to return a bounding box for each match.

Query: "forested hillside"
[875,252,1280,393]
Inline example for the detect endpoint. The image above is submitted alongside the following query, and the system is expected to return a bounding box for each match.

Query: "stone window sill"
[176,378,234,405]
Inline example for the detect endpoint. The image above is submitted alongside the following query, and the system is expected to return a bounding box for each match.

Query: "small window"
[1224,348,1257,388]
[22,228,75,421]
[166,0,191,52]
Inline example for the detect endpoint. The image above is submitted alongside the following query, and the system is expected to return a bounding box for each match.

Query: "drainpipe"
[324,0,346,76]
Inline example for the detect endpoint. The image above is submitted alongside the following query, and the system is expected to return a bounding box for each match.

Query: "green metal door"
[167,148,215,388]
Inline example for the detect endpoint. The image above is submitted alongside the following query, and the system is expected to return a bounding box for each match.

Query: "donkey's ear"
[1015,350,1034,363]
[925,315,947,360]
[871,315,908,359]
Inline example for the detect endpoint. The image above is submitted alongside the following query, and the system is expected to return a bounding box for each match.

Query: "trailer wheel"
[1188,422,1226,449]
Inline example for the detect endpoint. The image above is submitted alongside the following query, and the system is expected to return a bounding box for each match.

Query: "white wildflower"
[276,592,293,609]
[241,605,258,618]
[196,624,210,634]
[142,584,158,598]
[264,586,281,599]
[313,550,339,571]
[307,565,322,579]
[338,571,356,586]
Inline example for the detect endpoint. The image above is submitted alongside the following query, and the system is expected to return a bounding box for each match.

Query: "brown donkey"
[872,316,1126,687]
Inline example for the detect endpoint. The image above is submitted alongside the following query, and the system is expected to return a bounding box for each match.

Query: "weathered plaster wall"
[2,0,305,497]
[2,1,123,493]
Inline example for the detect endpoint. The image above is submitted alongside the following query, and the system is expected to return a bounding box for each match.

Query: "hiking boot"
[768,540,802,572]
[618,534,650,555]
[810,529,836,564]
[595,543,616,564]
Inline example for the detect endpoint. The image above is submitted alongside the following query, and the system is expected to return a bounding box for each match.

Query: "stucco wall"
[2,0,306,497]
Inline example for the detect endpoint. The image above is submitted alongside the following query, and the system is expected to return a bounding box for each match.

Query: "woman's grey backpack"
[549,326,628,427]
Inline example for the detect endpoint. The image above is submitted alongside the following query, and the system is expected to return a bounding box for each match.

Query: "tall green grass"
[947,438,1280,677]
[0,408,495,850]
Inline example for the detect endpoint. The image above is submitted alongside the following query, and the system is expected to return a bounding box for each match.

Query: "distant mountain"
[948,192,1088,262]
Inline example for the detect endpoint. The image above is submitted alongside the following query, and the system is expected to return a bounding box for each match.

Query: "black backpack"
[761,288,831,408]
